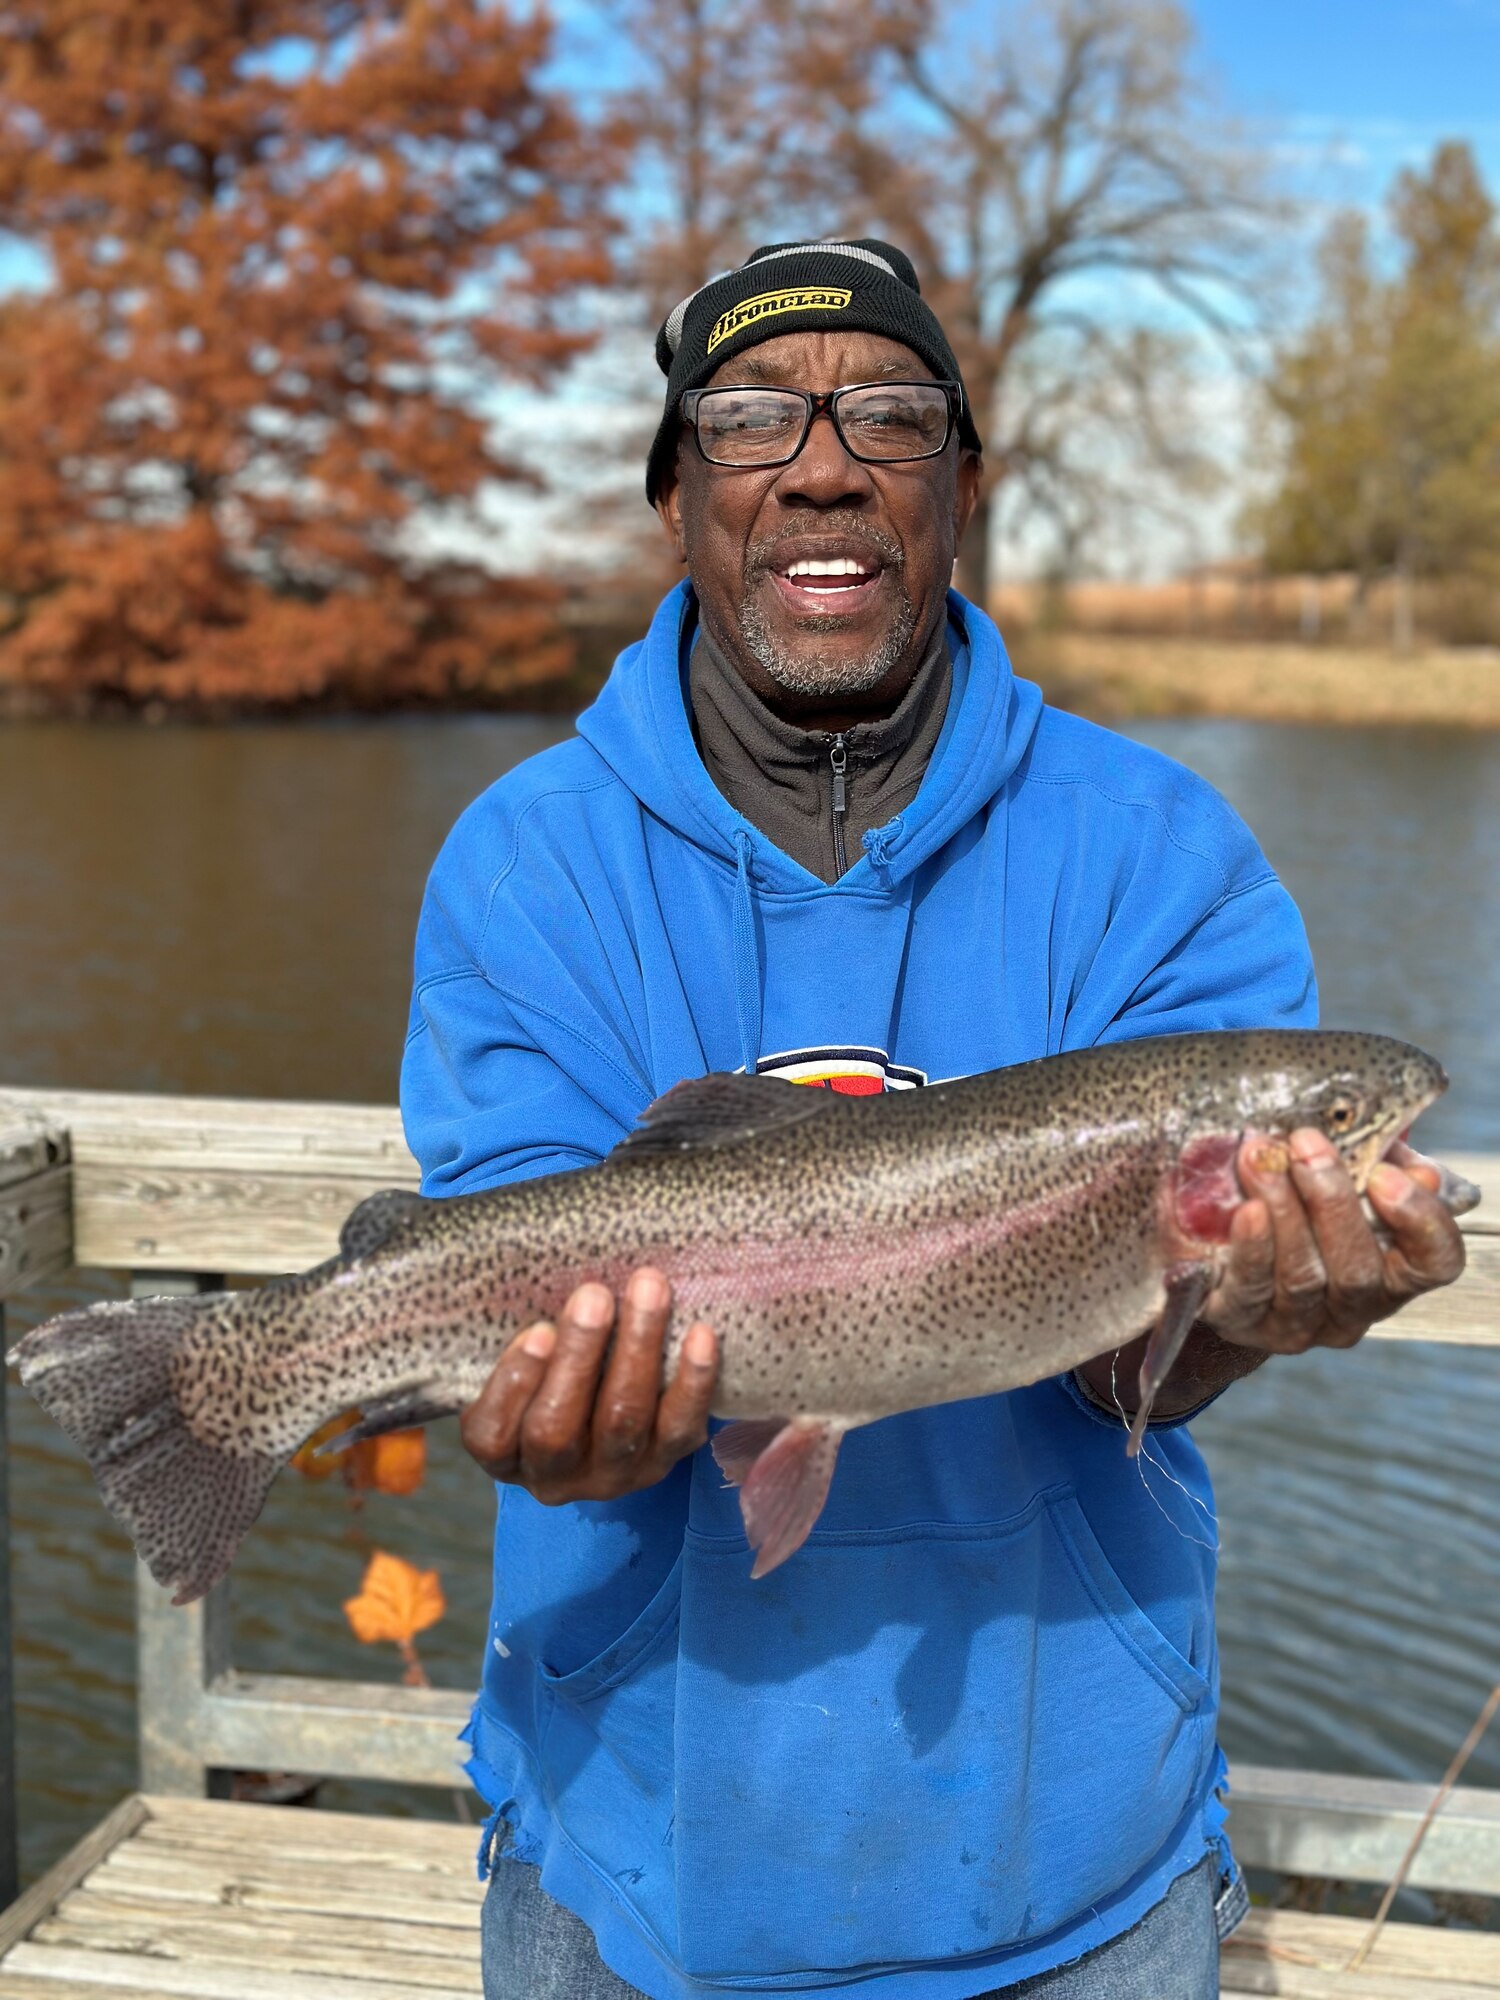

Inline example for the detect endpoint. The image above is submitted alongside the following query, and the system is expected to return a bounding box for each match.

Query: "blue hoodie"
[401,582,1316,1999]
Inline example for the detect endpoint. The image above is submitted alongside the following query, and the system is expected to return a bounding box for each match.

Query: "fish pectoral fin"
[339,1188,431,1263]
[734,1417,846,1580]
[313,1385,464,1454]
[608,1073,833,1163]
[711,1418,790,1487]
[1127,1260,1215,1459]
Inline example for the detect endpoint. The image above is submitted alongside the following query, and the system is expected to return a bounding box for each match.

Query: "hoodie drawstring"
[731,829,764,1075]
[863,815,905,875]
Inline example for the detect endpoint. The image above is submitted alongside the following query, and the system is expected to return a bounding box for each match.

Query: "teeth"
[783,557,872,578]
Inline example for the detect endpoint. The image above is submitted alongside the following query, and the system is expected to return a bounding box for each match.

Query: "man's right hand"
[460,1267,719,1503]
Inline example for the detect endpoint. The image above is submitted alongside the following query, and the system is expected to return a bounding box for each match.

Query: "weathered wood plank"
[0,1797,148,1959]
[131,1824,474,1873]
[188,1675,471,1788]
[1,1942,475,1999]
[0,1087,414,1276]
[0,1981,218,1999]
[0,1122,71,1301]
[1228,1766,1500,1893]
[29,1918,481,1992]
[86,1857,480,1928]
[47,1893,477,1958]
[1222,1906,1500,1995]
[139,1796,474,1860]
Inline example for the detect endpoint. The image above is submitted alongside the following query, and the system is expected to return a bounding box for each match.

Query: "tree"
[1257,143,1500,646]
[607,0,1267,602]
[0,0,617,707]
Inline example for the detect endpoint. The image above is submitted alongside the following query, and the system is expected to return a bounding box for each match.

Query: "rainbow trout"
[17,1029,1475,1601]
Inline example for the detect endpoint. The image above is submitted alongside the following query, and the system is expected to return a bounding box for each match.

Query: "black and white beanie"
[645,238,982,501]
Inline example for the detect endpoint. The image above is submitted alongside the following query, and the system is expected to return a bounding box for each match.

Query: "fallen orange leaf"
[345,1428,427,1496]
[291,1409,360,1480]
[344,1550,446,1647]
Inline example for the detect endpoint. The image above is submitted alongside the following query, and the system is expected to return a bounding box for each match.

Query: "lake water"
[1,711,1497,1891]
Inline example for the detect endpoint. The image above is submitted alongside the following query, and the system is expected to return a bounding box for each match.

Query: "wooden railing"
[1,1084,1498,1911]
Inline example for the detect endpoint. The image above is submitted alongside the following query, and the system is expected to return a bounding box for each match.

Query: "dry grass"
[1008,632,1500,729]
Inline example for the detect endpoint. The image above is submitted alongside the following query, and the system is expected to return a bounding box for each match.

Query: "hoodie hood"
[576,580,1044,895]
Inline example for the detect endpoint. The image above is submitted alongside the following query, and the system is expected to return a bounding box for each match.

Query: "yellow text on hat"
[706,286,853,354]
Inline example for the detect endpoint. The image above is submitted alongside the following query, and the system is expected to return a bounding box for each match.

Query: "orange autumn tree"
[0,1,617,707]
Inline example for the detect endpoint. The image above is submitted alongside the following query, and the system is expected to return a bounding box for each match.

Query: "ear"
[654,453,688,565]
[952,450,983,553]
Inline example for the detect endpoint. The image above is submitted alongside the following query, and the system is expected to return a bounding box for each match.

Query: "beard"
[738,522,915,699]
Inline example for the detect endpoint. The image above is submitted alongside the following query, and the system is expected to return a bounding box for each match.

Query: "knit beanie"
[645,238,982,502]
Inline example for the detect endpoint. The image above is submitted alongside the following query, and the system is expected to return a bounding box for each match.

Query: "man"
[401,240,1464,2000]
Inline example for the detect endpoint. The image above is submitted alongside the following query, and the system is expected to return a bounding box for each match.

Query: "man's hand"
[1076,1131,1469,1422]
[1203,1131,1467,1353]
[460,1267,719,1503]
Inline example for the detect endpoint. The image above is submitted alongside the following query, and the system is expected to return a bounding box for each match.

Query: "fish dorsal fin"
[339,1188,430,1262]
[609,1074,833,1162]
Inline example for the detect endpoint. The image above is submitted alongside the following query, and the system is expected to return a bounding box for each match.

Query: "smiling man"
[401,240,1464,2000]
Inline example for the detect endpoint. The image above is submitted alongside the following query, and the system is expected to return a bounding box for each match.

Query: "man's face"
[655,329,981,721]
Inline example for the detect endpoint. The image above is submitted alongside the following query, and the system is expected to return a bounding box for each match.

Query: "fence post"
[0,1301,16,1907]
[0,1118,71,1903]
[129,1273,231,1798]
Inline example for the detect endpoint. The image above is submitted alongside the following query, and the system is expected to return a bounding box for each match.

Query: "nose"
[772,407,876,510]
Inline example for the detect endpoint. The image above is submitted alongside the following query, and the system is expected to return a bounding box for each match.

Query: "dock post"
[130,1273,230,1798]
[0,1116,72,1903]
[0,1301,16,1907]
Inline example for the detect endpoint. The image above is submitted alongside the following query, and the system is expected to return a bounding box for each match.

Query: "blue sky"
[1193,0,1500,201]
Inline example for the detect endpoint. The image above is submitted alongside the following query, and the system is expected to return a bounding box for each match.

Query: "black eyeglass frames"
[680,381,963,469]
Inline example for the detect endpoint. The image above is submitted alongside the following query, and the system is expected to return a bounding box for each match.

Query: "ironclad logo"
[753,1044,926,1094]
[706,286,853,354]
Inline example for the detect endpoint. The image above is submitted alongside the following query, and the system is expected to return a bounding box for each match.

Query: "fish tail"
[16,1293,280,1605]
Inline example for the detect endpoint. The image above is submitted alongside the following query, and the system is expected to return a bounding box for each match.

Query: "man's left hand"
[1203,1132,1467,1354]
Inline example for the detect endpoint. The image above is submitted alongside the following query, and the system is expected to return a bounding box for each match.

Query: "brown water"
[2,712,1497,1888]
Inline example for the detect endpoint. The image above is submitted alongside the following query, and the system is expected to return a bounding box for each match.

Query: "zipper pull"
[829,733,848,877]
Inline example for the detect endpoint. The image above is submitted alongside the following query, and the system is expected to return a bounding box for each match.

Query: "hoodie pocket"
[533,1552,684,1943]
[671,1484,1210,1980]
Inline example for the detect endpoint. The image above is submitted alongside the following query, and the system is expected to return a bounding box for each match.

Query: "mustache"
[744,516,905,579]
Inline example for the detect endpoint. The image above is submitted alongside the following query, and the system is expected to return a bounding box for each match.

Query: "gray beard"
[737,587,918,700]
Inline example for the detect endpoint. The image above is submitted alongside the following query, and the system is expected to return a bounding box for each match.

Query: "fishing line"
[1108,1353,1221,1555]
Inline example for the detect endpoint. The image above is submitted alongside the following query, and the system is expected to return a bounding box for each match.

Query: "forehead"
[705,328,934,391]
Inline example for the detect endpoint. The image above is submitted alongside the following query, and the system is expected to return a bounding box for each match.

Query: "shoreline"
[1009,633,1500,730]
[5,633,1500,729]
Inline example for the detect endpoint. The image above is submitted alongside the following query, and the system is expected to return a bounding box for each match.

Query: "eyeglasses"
[680,380,962,469]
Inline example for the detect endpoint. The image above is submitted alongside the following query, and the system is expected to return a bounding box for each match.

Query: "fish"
[15,1028,1476,1602]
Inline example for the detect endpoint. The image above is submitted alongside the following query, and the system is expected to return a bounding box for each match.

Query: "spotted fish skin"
[16,1029,1466,1599]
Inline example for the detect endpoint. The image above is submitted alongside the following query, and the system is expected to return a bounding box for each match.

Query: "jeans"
[480,1848,1222,2000]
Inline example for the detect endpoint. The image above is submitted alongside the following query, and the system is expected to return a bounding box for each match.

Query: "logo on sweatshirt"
[706,286,853,354]
[754,1044,926,1094]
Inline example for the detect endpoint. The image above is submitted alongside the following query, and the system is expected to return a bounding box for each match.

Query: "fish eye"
[1325,1096,1359,1133]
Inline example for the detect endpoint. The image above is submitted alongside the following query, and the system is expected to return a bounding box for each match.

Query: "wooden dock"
[0,1796,1494,1997]
[1,1086,1498,1997]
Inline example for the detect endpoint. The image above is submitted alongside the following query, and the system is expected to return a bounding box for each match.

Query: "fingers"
[459,1269,720,1502]
[1232,1136,1333,1351]
[1202,1196,1275,1339]
[653,1322,719,1463]
[1367,1160,1467,1301]
[1202,1129,1469,1359]
[517,1281,616,1487]
[459,1320,558,1480]
[1286,1131,1386,1345]
[594,1268,672,1468]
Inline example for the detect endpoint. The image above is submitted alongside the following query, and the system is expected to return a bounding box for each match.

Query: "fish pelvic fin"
[1127,1260,1215,1459]
[711,1417,789,1487]
[724,1416,847,1579]
[16,1293,279,1605]
[314,1384,466,1454]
